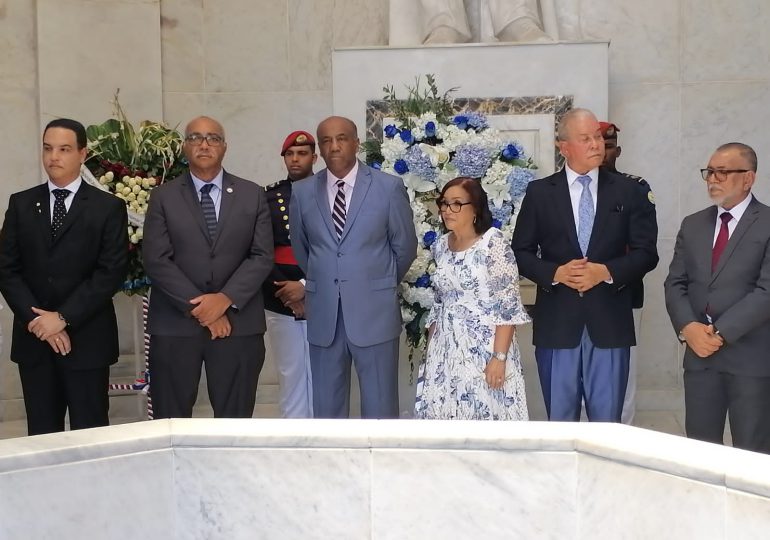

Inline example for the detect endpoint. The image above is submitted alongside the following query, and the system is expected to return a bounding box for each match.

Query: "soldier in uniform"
[600,121,655,425]
[263,131,317,417]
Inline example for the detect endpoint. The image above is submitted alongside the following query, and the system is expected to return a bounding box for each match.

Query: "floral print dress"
[415,228,531,420]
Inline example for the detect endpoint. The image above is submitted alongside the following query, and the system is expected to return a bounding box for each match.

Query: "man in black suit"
[665,142,770,453]
[511,108,658,422]
[143,116,273,419]
[0,118,128,435]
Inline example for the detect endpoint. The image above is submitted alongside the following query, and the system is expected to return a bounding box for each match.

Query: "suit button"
[337,252,342,257]
[47,277,53,283]
[334,279,338,284]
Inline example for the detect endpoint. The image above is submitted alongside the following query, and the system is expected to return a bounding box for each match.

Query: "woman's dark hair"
[437,176,493,234]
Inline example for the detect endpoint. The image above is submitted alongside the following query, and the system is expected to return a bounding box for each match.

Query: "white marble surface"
[0,420,768,538]
[332,41,609,137]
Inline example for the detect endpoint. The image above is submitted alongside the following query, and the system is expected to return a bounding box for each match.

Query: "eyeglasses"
[700,168,749,182]
[437,200,473,213]
[185,133,225,147]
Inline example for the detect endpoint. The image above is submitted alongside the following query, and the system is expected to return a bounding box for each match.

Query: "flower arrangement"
[363,75,538,357]
[82,95,187,295]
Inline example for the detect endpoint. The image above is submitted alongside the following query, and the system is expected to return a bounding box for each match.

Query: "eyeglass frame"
[437,200,473,213]
[700,168,750,182]
[185,133,225,147]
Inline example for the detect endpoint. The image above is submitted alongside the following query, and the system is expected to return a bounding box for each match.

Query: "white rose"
[105,171,114,181]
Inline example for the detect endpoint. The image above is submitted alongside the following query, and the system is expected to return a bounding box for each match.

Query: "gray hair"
[716,142,758,172]
[556,108,597,141]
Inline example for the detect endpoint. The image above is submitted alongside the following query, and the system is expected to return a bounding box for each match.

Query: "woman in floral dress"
[415,177,531,420]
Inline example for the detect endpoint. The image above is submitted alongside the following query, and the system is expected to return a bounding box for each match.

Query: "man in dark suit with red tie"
[511,108,658,422]
[0,118,128,435]
[665,142,770,453]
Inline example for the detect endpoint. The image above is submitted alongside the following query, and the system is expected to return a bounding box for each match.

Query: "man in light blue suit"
[290,116,417,418]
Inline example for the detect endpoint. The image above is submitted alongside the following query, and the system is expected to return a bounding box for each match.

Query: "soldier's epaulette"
[264,180,286,191]
[621,172,646,185]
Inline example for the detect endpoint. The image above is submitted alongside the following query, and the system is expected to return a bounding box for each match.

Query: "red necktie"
[711,212,733,272]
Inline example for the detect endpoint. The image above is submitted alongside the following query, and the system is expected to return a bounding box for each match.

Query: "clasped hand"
[681,322,724,358]
[554,258,610,293]
[190,293,233,339]
[27,308,71,355]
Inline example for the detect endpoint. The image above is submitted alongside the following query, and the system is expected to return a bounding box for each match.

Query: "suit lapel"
[696,207,717,279]
[588,169,615,256]
[212,172,236,248]
[711,198,759,282]
[339,162,371,243]
[34,184,52,244]
[51,182,89,246]
[314,171,337,239]
[180,173,212,243]
[549,170,581,254]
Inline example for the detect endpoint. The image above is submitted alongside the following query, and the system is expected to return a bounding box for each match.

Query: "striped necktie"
[332,180,346,239]
[200,183,217,240]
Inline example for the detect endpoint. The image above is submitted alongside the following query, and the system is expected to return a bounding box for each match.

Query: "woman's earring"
[473,216,477,224]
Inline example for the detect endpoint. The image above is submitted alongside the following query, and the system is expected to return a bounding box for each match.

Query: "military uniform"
[262,129,316,419]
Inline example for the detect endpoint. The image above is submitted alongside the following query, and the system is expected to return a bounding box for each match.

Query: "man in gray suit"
[143,116,273,418]
[290,116,417,419]
[665,142,770,453]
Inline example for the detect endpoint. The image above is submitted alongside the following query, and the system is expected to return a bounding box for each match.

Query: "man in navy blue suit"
[511,108,658,422]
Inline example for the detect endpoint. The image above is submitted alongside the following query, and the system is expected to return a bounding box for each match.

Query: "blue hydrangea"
[424,121,436,138]
[492,219,502,229]
[464,112,488,130]
[453,144,492,178]
[384,124,399,139]
[399,129,414,144]
[490,203,512,225]
[507,167,536,199]
[404,145,438,182]
[423,230,437,247]
[415,274,431,288]
[394,159,409,175]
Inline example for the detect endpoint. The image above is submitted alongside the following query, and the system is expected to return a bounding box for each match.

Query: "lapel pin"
[226,187,233,193]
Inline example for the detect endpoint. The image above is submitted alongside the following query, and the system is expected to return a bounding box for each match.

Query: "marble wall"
[1,0,769,429]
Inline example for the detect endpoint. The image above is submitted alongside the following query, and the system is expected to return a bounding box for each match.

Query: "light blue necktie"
[577,175,594,256]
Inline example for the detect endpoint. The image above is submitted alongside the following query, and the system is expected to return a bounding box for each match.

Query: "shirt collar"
[719,193,753,222]
[190,169,224,193]
[328,161,359,188]
[565,164,599,186]
[47,176,82,195]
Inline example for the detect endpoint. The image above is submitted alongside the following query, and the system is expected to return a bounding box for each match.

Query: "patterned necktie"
[576,175,594,256]
[51,188,71,235]
[332,180,346,239]
[199,183,217,240]
[711,212,733,272]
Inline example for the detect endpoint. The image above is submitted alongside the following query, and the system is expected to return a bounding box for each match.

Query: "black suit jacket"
[143,171,273,337]
[511,167,658,348]
[0,182,128,369]
[665,197,770,376]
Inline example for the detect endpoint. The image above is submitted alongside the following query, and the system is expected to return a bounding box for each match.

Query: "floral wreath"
[363,75,538,365]
[81,95,187,296]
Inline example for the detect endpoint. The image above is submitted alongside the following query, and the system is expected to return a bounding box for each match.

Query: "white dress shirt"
[326,161,358,213]
[47,176,82,222]
[713,194,753,247]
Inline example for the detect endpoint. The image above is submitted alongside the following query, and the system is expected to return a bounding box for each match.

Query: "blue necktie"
[332,180,346,239]
[200,183,217,240]
[577,175,594,256]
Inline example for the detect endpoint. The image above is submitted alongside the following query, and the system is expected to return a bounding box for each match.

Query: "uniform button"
[280,206,286,211]
[283,215,288,221]
[284,224,290,230]
[278,198,284,203]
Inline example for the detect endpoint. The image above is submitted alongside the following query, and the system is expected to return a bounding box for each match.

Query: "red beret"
[281,130,316,156]
[599,122,620,139]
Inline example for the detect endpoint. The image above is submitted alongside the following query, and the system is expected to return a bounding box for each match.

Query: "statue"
[389,0,584,45]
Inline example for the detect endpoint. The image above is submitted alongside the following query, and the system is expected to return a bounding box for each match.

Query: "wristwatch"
[57,312,68,326]
[492,351,507,361]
